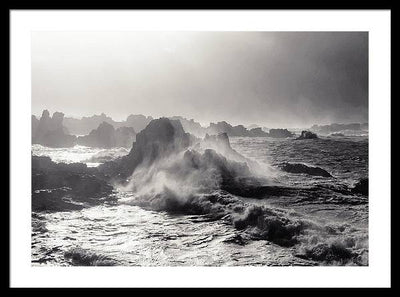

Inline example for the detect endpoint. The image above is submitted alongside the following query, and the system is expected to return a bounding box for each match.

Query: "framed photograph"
[9,8,392,288]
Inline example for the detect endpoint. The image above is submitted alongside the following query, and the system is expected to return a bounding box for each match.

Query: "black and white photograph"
[9,9,391,288]
[30,31,369,266]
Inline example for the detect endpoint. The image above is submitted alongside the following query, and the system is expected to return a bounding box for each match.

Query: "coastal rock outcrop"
[99,118,193,180]
[76,122,135,148]
[203,121,272,138]
[125,114,153,133]
[311,123,368,135]
[351,178,368,195]
[296,130,318,140]
[169,116,206,138]
[199,133,249,164]
[62,112,275,139]
[100,118,274,203]
[280,162,332,177]
[63,113,115,135]
[207,121,249,137]
[77,122,115,148]
[32,156,115,212]
[32,115,39,137]
[249,127,268,137]
[32,110,76,147]
[115,126,136,148]
[267,128,295,138]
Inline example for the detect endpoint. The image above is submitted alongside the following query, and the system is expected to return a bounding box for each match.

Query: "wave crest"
[64,248,118,266]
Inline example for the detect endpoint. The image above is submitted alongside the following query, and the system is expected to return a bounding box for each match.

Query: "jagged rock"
[63,111,273,138]
[77,122,135,148]
[64,113,152,135]
[267,128,294,138]
[249,127,268,137]
[280,162,332,177]
[134,117,191,157]
[32,110,76,147]
[205,121,272,137]
[311,123,367,134]
[207,121,250,137]
[169,116,206,138]
[99,119,267,198]
[115,126,136,148]
[99,119,267,188]
[77,122,116,148]
[296,130,318,140]
[199,133,247,163]
[51,112,65,130]
[32,115,39,138]
[351,178,368,195]
[63,113,115,135]
[202,133,231,150]
[99,118,193,180]
[125,114,153,133]
[32,156,115,212]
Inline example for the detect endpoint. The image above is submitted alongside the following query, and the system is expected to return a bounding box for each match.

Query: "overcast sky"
[32,31,368,128]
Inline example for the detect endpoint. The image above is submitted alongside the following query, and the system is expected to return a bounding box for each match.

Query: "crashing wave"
[100,118,366,265]
[119,187,367,265]
[83,147,129,163]
[64,248,119,266]
[296,232,368,265]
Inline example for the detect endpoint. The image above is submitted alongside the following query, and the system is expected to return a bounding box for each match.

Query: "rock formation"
[99,118,271,200]
[280,162,332,177]
[207,121,249,137]
[310,123,368,134]
[203,121,270,137]
[76,122,135,148]
[125,114,154,133]
[77,122,116,148]
[199,133,247,163]
[99,118,193,180]
[351,178,368,195]
[63,113,153,135]
[32,115,39,138]
[32,110,76,147]
[115,126,136,148]
[249,127,268,137]
[169,116,206,138]
[63,113,115,135]
[296,130,318,140]
[32,156,115,212]
[267,128,294,138]
[63,112,274,138]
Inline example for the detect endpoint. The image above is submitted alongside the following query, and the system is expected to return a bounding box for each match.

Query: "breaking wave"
[111,118,367,265]
[32,118,368,266]
[83,147,129,163]
[64,247,119,266]
[32,144,129,167]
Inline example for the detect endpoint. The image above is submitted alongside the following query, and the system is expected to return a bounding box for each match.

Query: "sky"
[32,31,368,128]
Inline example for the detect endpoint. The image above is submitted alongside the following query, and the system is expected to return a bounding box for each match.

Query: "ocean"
[31,135,368,266]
